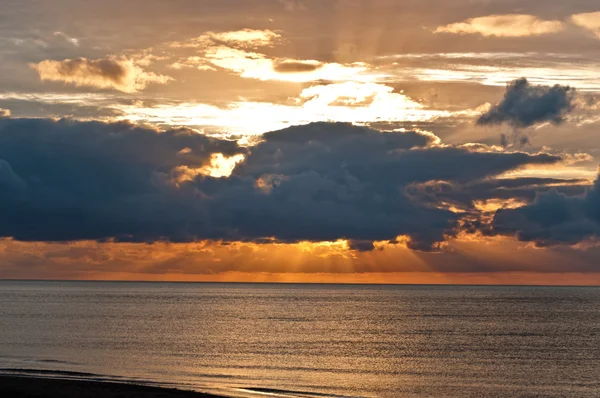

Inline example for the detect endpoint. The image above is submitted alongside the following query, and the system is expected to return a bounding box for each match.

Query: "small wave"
[237,387,363,398]
[0,368,113,379]
[0,356,81,366]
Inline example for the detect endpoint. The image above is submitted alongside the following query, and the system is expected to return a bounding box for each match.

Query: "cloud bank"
[0,119,564,250]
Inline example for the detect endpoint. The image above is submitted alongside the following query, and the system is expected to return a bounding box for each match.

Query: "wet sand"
[0,375,225,398]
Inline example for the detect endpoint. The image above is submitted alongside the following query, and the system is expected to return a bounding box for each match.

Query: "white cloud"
[53,31,79,47]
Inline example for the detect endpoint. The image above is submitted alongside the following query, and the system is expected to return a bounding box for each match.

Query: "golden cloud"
[169,29,281,49]
[571,11,600,38]
[2,237,600,284]
[435,14,565,37]
[32,57,173,93]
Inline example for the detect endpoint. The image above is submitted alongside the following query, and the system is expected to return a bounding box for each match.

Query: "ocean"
[1,281,599,397]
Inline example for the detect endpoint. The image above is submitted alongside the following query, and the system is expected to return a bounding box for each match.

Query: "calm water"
[1,281,600,397]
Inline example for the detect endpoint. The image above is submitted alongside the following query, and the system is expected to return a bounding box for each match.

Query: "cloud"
[202,46,370,83]
[31,57,173,93]
[0,118,562,251]
[168,56,217,71]
[209,29,281,48]
[118,81,452,134]
[274,61,323,73]
[347,240,376,252]
[375,52,600,90]
[435,14,565,37]
[165,29,372,83]
[169,29,281,49]
[406,177,587,214]
[277,0,306,12]
[571,11,600,38]
[477,78,575,128]
[489,171,600,246]
[53,31,79,47]
[4,237,600,280]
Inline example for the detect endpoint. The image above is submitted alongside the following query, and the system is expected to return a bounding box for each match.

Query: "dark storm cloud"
[187,123,560,250]
[273,61,322,73]
[0,119,563,250]
[477,78,575,128]
[489,173,600,246]
[0,118,243,242]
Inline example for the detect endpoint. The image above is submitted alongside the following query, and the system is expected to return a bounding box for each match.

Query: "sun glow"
[202,153,245,178]
[170,153,245,184]
[118,82,451,135]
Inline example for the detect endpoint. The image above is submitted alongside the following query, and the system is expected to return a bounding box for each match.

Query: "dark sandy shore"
[0,375,226,398]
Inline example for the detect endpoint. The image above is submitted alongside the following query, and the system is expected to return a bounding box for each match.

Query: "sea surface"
[1,281,599,397]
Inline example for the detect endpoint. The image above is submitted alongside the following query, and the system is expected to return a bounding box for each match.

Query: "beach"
[0,375,223,398]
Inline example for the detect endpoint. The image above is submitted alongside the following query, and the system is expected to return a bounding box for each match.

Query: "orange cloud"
[169,29,281,49]
[435,15,565,37]
[1,236,599,284]
[571,12,600,38]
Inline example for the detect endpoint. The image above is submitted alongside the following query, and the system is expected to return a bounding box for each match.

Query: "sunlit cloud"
[53,31,79,47]
[118,82,452,134]
[435,14,565,37]
[169,29,281,49]
[201,153,246,178]
[168,56,217,71]
[31,57,172,93]
[498,165,598,181]
[2,235,600,282]
[388,66,600,91]
[170,153,245,185]
[473,198,529,213]
[571,11,600,38]
[163,29,378,83]
[0,91,117,104]
[196,46,376,83]
[274,60,322,73]
[370,52,600,90]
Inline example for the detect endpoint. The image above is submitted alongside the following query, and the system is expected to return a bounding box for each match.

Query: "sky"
[1,0,600,284]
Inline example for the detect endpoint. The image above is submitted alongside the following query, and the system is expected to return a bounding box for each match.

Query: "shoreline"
[0,375,227,398]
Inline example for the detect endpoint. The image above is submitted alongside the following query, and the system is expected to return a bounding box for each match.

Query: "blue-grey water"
[1,281,600,397]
